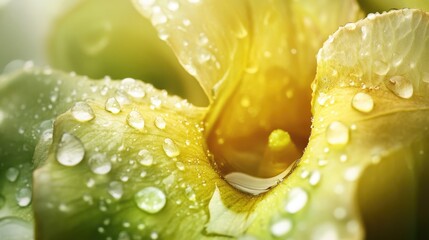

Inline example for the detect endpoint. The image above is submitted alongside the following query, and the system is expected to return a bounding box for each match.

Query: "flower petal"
[31,70,269,239]
[132,0,363,183]
[49,0,207,105]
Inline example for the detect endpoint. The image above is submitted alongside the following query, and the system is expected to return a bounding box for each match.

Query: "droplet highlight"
[71,102,95,122]
[56,133,85,167]
[326,121,349,146]
[135,187,166,214]
[163,138,180,157]
[386,75,413,99]
[127,110,145,130]
[352,92,374,113]
[88,153,111,175]
[105,97,121,114]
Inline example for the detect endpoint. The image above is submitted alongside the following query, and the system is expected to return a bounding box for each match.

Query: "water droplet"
[340,154,348,162]
[71,102,95,122]
[285,187,308,214]
[108,181,123,200]
[309,170,321,186]
[138,149,153,166]
[88,153,111,175]
[127,86,145,99]
[344,23,356,30]
[150,96,162,108]
[0,217,33,240]
[373,60,389,76]
[333,207,347,220]
[176,161,185,171]
[386,75,413,99]
[56,133,85,166]
[154,116,166,129]
[134,187,166,214]
[16,188,32,207]
[326,121,349,146]
[352,92,374,113]
[167,1,179,11]
[185,186,196,201]
[344,166,361,181]
[271,218,293,237]
[163,138,180,157]
[105,97,121,114]
[150,231,159,240]
[5,167,19,182]
[127,110,145,130]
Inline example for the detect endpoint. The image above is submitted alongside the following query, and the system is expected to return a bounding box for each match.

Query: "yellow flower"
[0,0,428,239]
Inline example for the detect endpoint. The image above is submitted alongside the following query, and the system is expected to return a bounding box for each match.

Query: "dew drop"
[154,116,166,129]
[373,60,389,76]
[138,149,153,166]
[71,102,95,122]
[150,96,162,108]
[134,187,166,214]
[176,162,185,171]
[285,187,308,214]
[344,166,361,181]
[0,217,33,240]
[386,75,413,99]
[108,181,123,200]
[271,218,292,237]
[16,188,32,207]
[127,110,145,130]
[88,153,111,175]
[308,170,321,186]
[352,92,374,113]
[56,133,85,167]
[167,1,179,11]
[163,138,180,157]
[127,86,145,99]
[5,167,19,182]
[105,97,121,114]
[326,121,349,146]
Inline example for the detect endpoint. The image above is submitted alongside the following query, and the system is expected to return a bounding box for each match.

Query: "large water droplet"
[88,153,111,175]
[0,217,33,240]
[16,188,32,207]
[352,92,374,113]
[154,116,166,129]
[71,102,95,122]
[108,181,123,200]
[134,187,166,214]
[105,97,121,114]
[326,121,349,146]
[127,110,145,130]
[271,218,293,237]
[138,149,153,166]
[5,168,19,182]
[386,75,413,99]
[163,138,180,157]
[285,187,308,214]
[56,133,85,166]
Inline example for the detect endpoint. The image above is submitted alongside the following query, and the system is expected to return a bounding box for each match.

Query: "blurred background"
[0,0,208,106]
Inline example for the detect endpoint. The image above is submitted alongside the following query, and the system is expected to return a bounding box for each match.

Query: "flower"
[0,0,428,239]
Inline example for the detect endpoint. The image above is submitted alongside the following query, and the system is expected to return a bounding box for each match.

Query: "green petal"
[301,9,428,239]
[31,69,268,239]
[0,66,121,236]
[49,0,207,106]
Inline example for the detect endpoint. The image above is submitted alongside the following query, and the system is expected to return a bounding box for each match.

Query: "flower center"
[206,69,311,195]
